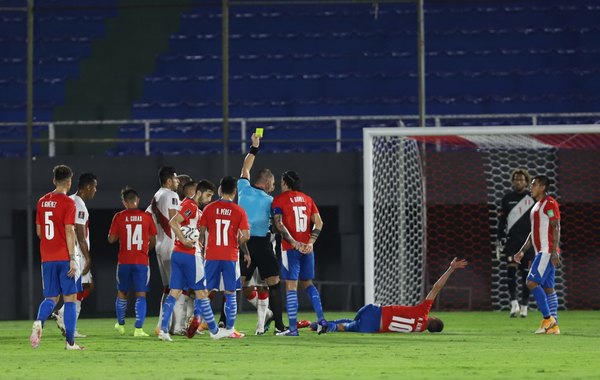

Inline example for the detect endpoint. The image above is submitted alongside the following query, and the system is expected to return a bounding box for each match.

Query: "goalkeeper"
[310,258,468,334]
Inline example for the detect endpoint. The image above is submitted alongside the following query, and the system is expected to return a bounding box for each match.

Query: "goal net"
[364,125,600,310]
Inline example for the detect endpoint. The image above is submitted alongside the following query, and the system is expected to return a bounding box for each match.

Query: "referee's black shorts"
[239,235,279,280]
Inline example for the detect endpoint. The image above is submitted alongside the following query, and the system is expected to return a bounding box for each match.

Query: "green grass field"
[2,311,600,379]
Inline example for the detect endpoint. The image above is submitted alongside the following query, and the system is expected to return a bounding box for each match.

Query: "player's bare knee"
[266,276,280,286]
[117,291,128,299]
[526,280,538,290]
[195,289,209,299]
[135,292,146,298]
[285,280,298,291]
[242,286,255,298]
[169,289,183,299]
[63,293,77,302]
[544,287,555,294]
[299,280,313,289]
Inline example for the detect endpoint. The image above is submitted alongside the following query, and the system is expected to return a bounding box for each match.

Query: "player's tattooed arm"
[65,224,77,277]
[514,233,532,264]
[273,214,304,251]
[550,219,561,267]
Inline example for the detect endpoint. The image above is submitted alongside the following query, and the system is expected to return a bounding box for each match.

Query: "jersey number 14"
[125,224,143,251]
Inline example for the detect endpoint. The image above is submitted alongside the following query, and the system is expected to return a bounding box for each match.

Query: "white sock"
[58,304,64,319]
[172,294,187,333]
[157,292,167,329]
[246,291,258,309]
[257,296,269,328]
[75,299,82,321]
[185,295,195,321]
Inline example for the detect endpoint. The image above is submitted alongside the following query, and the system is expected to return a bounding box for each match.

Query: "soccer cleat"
[255,321,265,335]
[509,300,520,318]
[228,329,245,339]
[53,311,66,336]
[30,321,43,349]
[316,319,328,335]
[210,328,231,340]
[297,320,311,329]
[263,315,274,333]
[74,331,87,338]
[276,329,299,336]
[186,317,200,339]
[534,316,557,334]
[520,305,528,318]
[133,328,149,337]
[172,329,187,336]
[65,342,85,350]
[545,325,561,335]
[158,330,173,342]
[114,323,125,335]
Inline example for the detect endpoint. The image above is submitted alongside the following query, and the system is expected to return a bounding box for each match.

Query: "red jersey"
[272,190,319,251]
[530,195,561,254]
[199,199,249,261]
[109,209,157,265]
[380,299,433,333]
[36,192,76,262]
[173,198,199,255]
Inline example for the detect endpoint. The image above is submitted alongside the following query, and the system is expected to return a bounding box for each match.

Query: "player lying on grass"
[309,257,468,334]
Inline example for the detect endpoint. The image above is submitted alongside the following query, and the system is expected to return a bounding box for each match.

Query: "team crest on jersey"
[184,209,192,217]
[78,211,85,219]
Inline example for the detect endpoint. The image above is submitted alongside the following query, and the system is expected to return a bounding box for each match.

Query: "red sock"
[246,290,257,301]
[258,290,269,300]
[76,289,90,301]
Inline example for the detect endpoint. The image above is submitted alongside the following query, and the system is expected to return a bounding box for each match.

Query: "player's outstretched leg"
[305,284,326,332]
[277,290,299,336]
[224,292,243,338]
[531,285,555,333]
[64,301,84,349]
[158,295,177,342]
[255,289,269,335]
[30,298,56,348]
[545,291,560,334]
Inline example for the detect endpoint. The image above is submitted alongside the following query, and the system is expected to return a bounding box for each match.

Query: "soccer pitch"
[2,311,600,379]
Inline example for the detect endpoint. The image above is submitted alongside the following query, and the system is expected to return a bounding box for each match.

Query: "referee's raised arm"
[241,133,260,180]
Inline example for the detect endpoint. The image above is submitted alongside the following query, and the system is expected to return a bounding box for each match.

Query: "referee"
[237,132,286,334]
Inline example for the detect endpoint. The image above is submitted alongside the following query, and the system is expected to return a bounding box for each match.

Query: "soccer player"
[146,166,180,334]
[514,175,562,335]
[198,176,251,339]
[108,187,157,337]
[30,165,83,350]
[54,172,97,338]
[176,174,192,201]
[312,258,468,334]
[238,133,285,334]
[496,168,535,317]
[272,170,326,336]
[158,180,226,341]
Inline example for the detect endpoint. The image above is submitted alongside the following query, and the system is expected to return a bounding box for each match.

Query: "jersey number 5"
[292,206,308,232]
[44,211,54,240]
[215,219,230,246]
[125,224,143,251]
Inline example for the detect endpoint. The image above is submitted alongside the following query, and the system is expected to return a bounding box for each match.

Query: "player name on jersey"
[289,196,305,203]
[42,201,57,208]
[216,208,232,216]
[125,215,143,222]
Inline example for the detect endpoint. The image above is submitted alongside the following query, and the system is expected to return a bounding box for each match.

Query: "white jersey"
[69,194,90,254]
[146,187,180,252]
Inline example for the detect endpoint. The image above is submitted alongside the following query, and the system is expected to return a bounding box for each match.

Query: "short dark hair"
[533,175,551,192]
[427,317,444,333]
[219,176,237,195]
[53,165,73,182]
[511,168,531,183]
[183,180,198,194]
[158,166,177,185]
[197,179,217,193]
[121,187,139,203]
[77,172,97,189]
[256,168,274,185]
[282,170,302,191]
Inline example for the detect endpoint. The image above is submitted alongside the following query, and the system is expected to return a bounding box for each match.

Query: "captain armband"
[310,228,321,241]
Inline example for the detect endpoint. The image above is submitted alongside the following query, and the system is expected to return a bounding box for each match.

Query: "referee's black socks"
[268,282,286,331]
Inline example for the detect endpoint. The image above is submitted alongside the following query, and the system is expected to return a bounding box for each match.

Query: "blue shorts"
[117,264,150,293]
[280,249,314,281]
[41,261,79,298]
[169,252,206,291]
[527,252,556,289]
[205,260,237,291]
[344,304,383,333]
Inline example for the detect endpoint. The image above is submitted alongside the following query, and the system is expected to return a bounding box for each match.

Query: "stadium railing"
[1,112,599,157]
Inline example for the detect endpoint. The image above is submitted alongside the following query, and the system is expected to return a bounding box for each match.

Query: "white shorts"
[78,253,93,284]
[246,267,267,287]
[156,241,174,287]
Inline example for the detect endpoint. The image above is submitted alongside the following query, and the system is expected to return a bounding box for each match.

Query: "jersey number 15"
[292,206,308,232]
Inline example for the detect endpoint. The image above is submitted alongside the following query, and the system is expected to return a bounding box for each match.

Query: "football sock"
[245,289,258,309]
[161,295,177,333]
[36,298,56,325]
[531,286,550,318]
[75,299,82,321]
[507,266,517,301]
[219,294,227,325]
[225,293,237,330]
[172,294,187,332]
[157,289,168,329]
[135,297,146,329]
[64,301,76,345]
[268,282,286,330]
[520,271,531,305]
[546,291,559,324]
[197,298,218,334]
[305,285,325,321]
[185,294,195,321]
[115,297,127,325]
[257,290,269,327]
[286,290,298,332]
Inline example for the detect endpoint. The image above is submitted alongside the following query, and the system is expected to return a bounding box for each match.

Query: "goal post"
[364,125,600,308]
